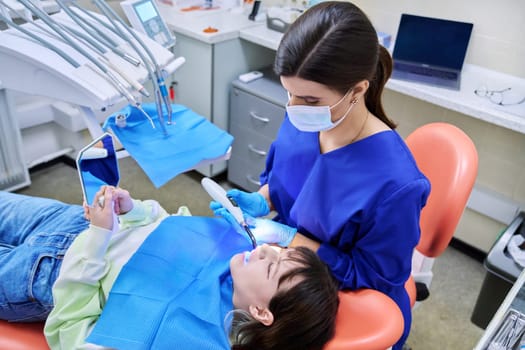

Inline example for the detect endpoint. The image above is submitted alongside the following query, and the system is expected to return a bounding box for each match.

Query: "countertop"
[159,3,261,44]
[239,24,525,135]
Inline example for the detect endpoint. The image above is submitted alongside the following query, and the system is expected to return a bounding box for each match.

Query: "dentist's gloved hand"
[214,207,296,247]
[209,189,270,218]
[246,216,297,247]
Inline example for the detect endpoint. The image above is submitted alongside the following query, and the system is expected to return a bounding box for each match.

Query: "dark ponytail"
[366,45,396,129]
[274,1,397,129]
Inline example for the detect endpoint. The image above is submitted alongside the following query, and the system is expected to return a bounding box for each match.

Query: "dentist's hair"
[274,1,396,129]
[229,246,339,350]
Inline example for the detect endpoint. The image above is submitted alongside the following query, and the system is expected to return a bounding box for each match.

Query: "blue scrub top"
[260,116,431,348]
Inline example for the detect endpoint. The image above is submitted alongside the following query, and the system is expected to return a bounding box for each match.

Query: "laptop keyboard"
[394,62,458,80]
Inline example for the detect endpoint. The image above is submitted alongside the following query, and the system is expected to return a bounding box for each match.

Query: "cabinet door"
[213,39,275,131]
[171,33,213,120]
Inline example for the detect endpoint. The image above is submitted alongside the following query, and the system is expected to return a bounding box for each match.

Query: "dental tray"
[486,308,525,350]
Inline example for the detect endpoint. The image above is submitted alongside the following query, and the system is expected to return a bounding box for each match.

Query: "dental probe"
[201,177,257,248]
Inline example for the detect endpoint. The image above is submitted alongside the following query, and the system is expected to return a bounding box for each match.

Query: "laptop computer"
[391,14,473,90]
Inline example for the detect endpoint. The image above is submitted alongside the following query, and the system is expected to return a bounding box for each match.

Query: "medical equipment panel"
[228,69,287,192]
[121,0,175,48]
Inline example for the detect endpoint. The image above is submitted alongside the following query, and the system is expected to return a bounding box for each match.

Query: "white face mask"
[286,90,356,132]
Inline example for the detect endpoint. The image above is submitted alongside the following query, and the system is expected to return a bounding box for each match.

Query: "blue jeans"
[0,191,88,322]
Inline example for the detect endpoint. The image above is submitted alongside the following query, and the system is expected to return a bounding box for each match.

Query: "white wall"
[352,0,525,78]
[352,0,525,252]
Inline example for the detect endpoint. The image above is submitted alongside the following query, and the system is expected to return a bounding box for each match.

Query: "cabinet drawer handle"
[246,174,261,186]
[250,112,270,123]
[248,144,267,157]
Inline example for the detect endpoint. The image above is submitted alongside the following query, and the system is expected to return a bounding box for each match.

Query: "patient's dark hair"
[274,1,396,129]
[229,246,339,350]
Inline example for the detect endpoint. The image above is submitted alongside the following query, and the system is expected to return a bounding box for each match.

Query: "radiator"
[0,89,30,191]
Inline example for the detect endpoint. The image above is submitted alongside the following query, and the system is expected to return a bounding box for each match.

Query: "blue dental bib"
[104,104,233,188]
[87,216,250,350]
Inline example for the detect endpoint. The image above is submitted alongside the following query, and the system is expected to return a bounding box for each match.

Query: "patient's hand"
[84,186,134,226]
[112,187,133,215]
[88,187,117,230]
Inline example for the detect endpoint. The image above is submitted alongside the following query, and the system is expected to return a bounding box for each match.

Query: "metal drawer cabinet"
[227,77,287,191]
[229,123,273,173]
[229,87,284,139]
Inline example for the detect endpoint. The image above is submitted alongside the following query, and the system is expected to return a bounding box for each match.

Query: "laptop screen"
[393,14,473,70]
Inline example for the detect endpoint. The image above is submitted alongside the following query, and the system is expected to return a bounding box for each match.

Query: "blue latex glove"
[209,189,270,218]
[247,216,297,247]
[214,208,297,247]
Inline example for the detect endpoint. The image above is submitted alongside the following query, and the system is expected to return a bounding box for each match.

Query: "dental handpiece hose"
[69,5,142,67]
[55,0,150,98]
[92,0,170,135]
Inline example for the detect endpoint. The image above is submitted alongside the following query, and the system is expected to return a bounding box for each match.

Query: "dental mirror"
[76,133,120,207]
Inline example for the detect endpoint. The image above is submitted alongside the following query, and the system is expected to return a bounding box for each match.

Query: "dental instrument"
[0,0,180,158]
[90,0,166,131]
[2,2,106,70]
[92,0,172,134]
[100,55,149,98]
[68,4,142,67]
[488,310,525,350]
[22,8,149,100]
[201,177,257,248]
[55,0,150,97]
[13,1,120,87]
[40,20,151,98]
[12,0,156,128]
[0,9,79,68]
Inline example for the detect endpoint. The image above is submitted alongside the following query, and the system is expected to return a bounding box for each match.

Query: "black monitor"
[393,14,473,70]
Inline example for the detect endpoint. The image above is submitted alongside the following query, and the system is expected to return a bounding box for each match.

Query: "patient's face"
[230,245,302,311]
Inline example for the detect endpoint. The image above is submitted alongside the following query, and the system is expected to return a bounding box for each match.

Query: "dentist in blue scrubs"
[213,2,431,349]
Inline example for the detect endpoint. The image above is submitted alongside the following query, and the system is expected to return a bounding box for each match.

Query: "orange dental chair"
[327,122,479,349]
[404,122,478,307]
[326,122,478,349]
[0,321,47,349]
[0,288,404,350]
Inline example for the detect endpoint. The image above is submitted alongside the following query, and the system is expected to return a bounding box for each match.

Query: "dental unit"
[0,0,184,138]
[92,0,172,134]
